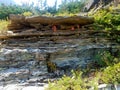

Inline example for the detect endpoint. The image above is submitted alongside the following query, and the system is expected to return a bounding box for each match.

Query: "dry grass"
[0,20,10,34]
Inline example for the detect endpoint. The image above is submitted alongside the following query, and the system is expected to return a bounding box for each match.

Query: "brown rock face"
[7,14,94,32]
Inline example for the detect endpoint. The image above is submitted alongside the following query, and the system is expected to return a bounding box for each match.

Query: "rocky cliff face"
[0,29,120,87]
[0,15,120,89]
[83,0,115,11]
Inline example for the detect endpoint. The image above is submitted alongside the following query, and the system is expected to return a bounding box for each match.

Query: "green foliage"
[58,0,85,14]
[0,0,87,18]
[47,61,57,72]
[22,11,33,16]
[93,6,120,31]
[46,70,101,90]
[46,71,87,90]
[109,33,120,43]
[46,6,57,14]
[0,20,9,32]
[46,65,120,90]
[0,4,31,19]
[94,51,119,67]
[102,62,120,84]
[91,5,120,43]
[46,50,120,90]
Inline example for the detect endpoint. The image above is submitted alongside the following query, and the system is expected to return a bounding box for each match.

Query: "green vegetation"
[47,63,120,90]
[22,11,33,16]
[0,0,86,32]
[47,50,120,90]
[0,1,120,89]
[0,20,10,32]
[46,70,100,90]
[0,0,86,19]
[93,8,120,31]
[94,51,120,67]
[58,0,85,15]
[92,5,120,31]
[0,4,31,19]
[102,62,120,84]
[92,5,120,43]
[47,71,87,90]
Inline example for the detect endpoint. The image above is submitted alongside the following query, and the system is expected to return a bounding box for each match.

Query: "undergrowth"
[91,4,120,43]
[0,20,9,34]
[46,50,120,90]
[93,5,120,31]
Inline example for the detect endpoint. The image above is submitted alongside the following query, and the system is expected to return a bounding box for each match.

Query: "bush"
[46,70,101,90]
[46,71,87,90]
[92,5,120,43]
[94,51,119,67]
[93,5,120,31]
[22,11,33,16]
[101,62,120,84]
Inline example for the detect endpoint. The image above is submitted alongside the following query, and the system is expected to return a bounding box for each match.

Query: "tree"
[0,4,31,19]
[58,0,85,14]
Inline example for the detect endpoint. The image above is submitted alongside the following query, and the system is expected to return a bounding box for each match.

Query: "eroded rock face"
[0,48,48,86]
[7,14,94,32]
[0,29,120,89]
[48,42,120,75]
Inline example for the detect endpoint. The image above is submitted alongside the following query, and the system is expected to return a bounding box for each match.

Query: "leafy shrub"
[46,70,101,90]
[93,5,120,31]
[94,51,119,67]
[101,62,120,84]
[46,71,88,90]
[22,11,33,16]
[92,5,120,43]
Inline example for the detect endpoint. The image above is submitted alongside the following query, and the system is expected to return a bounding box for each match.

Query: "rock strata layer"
[7,14,94,32]
[0,15,120,90]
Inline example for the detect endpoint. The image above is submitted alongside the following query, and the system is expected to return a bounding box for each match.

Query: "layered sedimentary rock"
[0,14,120,89]
[7,14,94,32]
